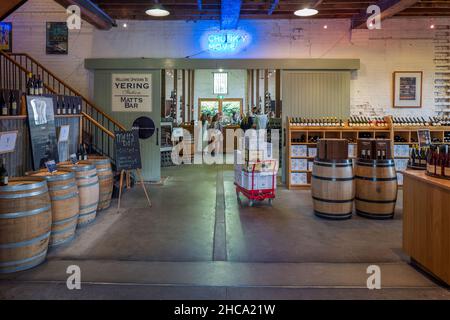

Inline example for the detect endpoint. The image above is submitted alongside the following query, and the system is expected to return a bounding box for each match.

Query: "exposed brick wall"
[5,0,443,117]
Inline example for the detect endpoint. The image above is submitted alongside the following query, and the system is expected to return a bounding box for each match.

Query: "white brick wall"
[6,0,443,117]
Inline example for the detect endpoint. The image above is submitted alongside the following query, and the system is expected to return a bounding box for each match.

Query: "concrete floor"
[0,165,449,299]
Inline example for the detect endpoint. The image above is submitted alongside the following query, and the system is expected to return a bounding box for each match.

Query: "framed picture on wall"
[393,71,423,108]
[46,22,68,54]
[0,22,12,52]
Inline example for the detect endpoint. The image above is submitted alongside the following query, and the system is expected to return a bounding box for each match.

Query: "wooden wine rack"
[286,116,450,189]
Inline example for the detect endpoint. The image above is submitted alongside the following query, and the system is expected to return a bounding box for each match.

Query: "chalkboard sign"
[26,95,59,170]
[115,130,142,171]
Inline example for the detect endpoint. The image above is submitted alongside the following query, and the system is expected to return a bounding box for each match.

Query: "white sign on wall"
[112,73,152,112]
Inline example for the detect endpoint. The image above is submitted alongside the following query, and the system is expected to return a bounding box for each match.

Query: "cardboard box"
[291,145,307,157]
[242,171,276,190]
[244,160,279,173]
[308,147,317,158]
[291,172,308,185]
[317,139,348,160]
[245,150,264,162]
[291,158,307,171]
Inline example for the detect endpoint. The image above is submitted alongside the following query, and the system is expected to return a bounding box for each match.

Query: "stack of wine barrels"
[29,169,80,246]
[57,162,99,226]
[311,139,355,220]
[355,159,398,219]
[86,156,114,211]
[0,177,52,273]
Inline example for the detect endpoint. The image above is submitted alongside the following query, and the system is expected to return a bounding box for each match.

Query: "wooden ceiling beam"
[0,0,28,21]
[55,0,116,29]
[351,0,420,29]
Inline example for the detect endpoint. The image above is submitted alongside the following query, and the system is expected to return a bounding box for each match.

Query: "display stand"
[117,168,152,210]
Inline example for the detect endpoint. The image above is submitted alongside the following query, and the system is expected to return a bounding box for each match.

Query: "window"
[213,72,228,95]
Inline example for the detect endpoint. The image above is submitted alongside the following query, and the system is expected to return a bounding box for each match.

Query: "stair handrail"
[82,111,115,138]
[8,52,126,131]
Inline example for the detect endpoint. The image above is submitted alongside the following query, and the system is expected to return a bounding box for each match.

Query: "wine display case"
[286,116,450,189]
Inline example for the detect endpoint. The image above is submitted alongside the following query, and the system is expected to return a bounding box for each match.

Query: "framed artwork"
[0,22,12,52]
[393,71,423,108]
[46,22,68,54]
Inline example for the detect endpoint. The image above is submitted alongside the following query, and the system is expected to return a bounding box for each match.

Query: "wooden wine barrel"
[311,159,355,220]
[86,156,113,211]
[29,170,80,246]
[355,159,398,219]
[0,177,51,273]
[57,163,99,227]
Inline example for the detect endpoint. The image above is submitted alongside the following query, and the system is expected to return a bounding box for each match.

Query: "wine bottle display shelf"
[287,116,450,189]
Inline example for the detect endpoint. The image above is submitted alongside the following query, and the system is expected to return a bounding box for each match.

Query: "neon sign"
[207,30,249,53]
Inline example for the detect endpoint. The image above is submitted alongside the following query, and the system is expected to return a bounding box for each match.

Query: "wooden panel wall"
[281,71,350,121]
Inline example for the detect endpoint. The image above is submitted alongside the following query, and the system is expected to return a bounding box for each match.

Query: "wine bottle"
[0,91,8,116]
[37,75,43,95]
[27,73,35,95]
[9,90,17,116]
[0,158,8,186]
[33,75,39,96]
[77,144,83,161]
[62,97,67,115]
[82,144,88,160]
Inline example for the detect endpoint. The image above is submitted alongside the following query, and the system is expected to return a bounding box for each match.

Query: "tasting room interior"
[0,0,450,300]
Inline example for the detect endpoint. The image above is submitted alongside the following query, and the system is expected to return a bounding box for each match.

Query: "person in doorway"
[255,107,269,130]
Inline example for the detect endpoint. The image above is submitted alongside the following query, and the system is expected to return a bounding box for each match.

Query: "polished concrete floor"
[0,165,449,299]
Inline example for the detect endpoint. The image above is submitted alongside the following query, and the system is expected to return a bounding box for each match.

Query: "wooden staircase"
[0,50,125,164]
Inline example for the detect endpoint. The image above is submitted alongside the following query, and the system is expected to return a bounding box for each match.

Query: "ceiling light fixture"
[146,1,170,17]
[323,25,328,29]
[294,8,318,17]
[430,24,435,29]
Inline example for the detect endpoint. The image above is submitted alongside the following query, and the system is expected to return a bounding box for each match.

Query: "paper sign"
[0,131,18,154]
[69,153,78,164]
[418,129,431,148]
[112,74,152,112]
[58,125,70,142]
[45,160,57,173]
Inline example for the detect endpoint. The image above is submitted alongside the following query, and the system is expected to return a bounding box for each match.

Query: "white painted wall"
[6,0,445,118]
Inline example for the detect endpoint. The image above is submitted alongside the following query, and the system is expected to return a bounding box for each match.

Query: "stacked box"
[242,171,277,190]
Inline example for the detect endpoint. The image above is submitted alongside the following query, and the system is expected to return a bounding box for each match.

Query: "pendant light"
[146,1,170,17]
[294,8,319,17]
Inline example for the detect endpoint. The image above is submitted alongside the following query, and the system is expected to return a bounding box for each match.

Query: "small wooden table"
[403,170,450,286]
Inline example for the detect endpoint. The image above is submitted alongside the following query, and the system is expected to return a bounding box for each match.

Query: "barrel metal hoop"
[61,165,96,171]
[76,174,98,180]
[80,202,98,210]
[355,176,398,182]
[52,214,79,226]
[313,161,353,168]
[79,209,97,217]
[51,192,79,201]
[0,231,51,249]
[49,182,77,191]
[312,196,355,203]
[78,181,99,189]
[356,161,395,168]
[0,188,49,199]
[355,197,397,204]
[0,204,51,219]
[51,224,77,235]
[96,168,111,172]
[356,210,395,220]
[312,175,354,182]
[314,210,353,220]
[0,249,47,268]
[0,180,47,191]
[49,234,76,247]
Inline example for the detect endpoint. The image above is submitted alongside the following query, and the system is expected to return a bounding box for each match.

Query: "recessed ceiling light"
[430,24,435,29]
[146,4,170,17]
[294,8,318,17]
[219,68,224,72]
[123,23,127,28]
[323,25,328,29]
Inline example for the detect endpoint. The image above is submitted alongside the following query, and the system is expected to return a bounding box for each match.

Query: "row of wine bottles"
[409,145,428,167]
[26,73,44,96]
[77,143,89,161]
[0,89,21,116]
[427,145,450,178]
[289,117,344,127]
[393,116,450,126]
[55,95,82,115]
[348,117,388,127]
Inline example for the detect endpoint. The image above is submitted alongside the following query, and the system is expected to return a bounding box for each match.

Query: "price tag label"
[45,160,57,173]
[69,153,78,164]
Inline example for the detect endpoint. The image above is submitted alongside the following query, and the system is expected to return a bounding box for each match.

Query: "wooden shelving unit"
[286,116,450,189]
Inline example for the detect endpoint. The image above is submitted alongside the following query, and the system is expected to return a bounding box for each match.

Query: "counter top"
[403,170,450,192]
